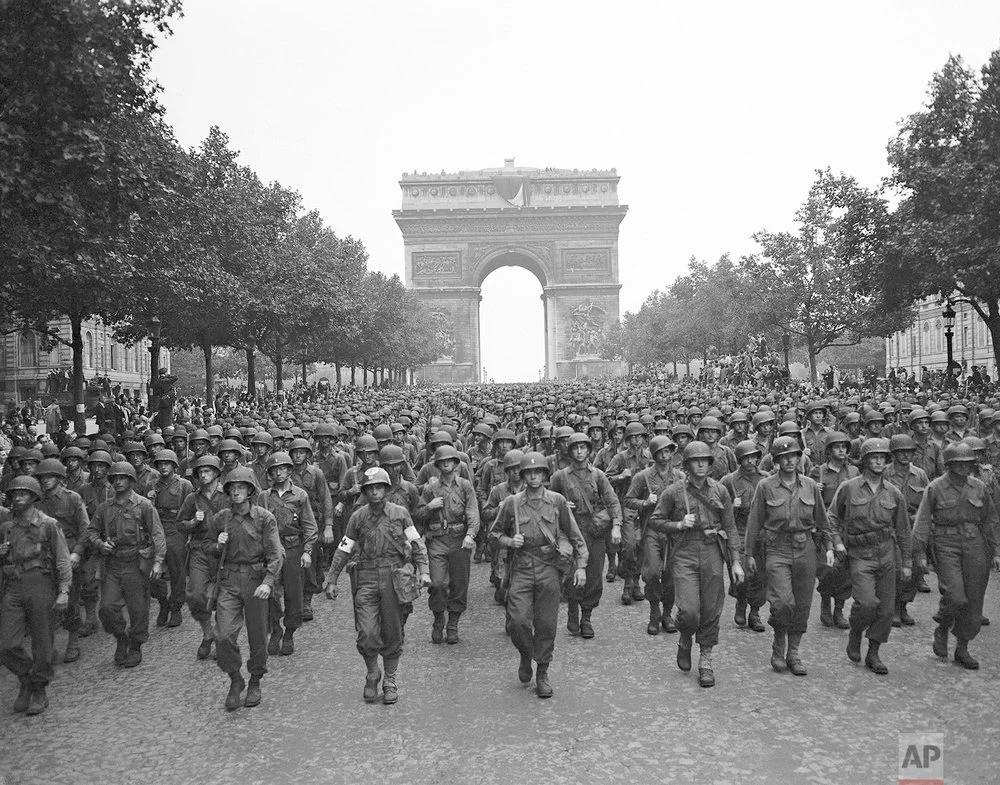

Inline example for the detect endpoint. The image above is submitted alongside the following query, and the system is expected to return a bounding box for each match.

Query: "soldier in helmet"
[179,429,212,486]
[287,438,332,623]
[147,449,194,629]
[803,400,833,457]
[415,444,480,644]
[648,441,744,688]
[827,439,911,674]
[60,446,89,494]
[86,461,166,668]
[884,434,930,625]
[34,457,90,662]
[695,417,737,481]
[323,467,430,705]
[78,449,115,637]
[482,449,526,603]
[606,421,652,604]
[746,436,844,677]
[248,432,274,492]
[721,440,768,632]
[0,475,72,715]
[912,442,1000,670]
[550,433,622,639]
[258,451,317,656]
[210,467,283,710]
[490,452,588,698]
[943,405,971,445]
[123,441,157,497]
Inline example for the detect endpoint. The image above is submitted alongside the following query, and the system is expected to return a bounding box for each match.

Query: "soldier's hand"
[573,568,586,587]
[461,534,476,550]
[150,562,164,580]
[69,552,81,568]
[419,573,431,588]
[901,566,912,581]
[323,578,338,600]
[322,525,335,545]
[510,533,524,549]
[682,513,697,529]
[0,542,10,557]
[566,501,576,510]
[53,590,69,613]
[426,496,445,511]
[300,551,312,569]
[99,540,115,555]
[217,531,229,545]
[610,523,622,545]
[732,561,745,584]
[620,468,632,479]
[195,510,205,522]
[253,583,271,600]
[747,556,758,575]
[334,502,344,515]
[825,549,835,568]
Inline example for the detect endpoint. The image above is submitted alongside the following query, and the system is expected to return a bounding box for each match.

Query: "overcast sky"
[151,1,1000,381]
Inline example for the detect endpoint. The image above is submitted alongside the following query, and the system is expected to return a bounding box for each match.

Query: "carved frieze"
[412,251,461,277]
[399,214,622,237]
[563,248,611,277]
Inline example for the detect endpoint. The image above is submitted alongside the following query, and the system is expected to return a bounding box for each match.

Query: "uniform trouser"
[79,553,101,605]
[61,567,83,632]
[619,513,641,579]
[303,539,324,598]
[428,533,471,614]
[573,526,606,610]
[186,548,217,623]
[151,530,186,611]
[215,567,269,677]
[815,558,852,601]
[847,541,897,643]
[605,528,619,571]
[269,543,304,633]
[507,558,561,664]
[931,527,992,642]
[896,555,923,605]
[353,565,403,660]
[672,535,726,647]
[641,531,675,610]
[99,559,151,645]
[0,571,56,686]
[764,534,818,634]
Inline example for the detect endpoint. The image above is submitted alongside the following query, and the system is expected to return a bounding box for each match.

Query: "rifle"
[206,524,229,614]
[500,492,520,591]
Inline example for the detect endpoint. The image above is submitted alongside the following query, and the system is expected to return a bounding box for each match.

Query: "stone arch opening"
[479,264,546,382]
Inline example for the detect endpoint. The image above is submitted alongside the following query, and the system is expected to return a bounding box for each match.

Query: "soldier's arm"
[85,505,106,549]
[71,494,91,557]
[261,511,283,588]
[299,490,319,551]
[482,486,502,525]
[49,520,72,594]
[463,479,481,538]
[812,482,840,549]
[826,483,846,543]
[176,492,199,535]
[145,503,167,565]
[557,497,589,571]
[490,496,515,545]
[744,484,766,554]
[980,488,999,557]
[716,484,742,557]
[911,484,934,558]
[622,473,647,511]
[596,470,622,522]
[893,489,912,567]
[325,513,361,584]
[401,510,429,579]
[648,487,680,532]
[316,469,334,529]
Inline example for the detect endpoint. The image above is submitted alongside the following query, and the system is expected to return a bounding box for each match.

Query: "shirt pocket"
[875,497,897,524]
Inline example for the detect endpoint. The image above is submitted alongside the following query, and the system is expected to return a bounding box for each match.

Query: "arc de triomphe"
[394,159,628,383]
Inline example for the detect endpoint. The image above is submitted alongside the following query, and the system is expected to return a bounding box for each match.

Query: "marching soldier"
[606,421,651,605]
[490,452,588,698]
[482,449,525,603]
[288,438,333,622]
[0,476,72,715]
[147,449,193,629]
[323,467,430,704]
[78,449,115,637]
[883,434,929,626]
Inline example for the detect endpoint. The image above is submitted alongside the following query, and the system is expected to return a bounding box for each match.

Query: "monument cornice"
[394,206,628,237]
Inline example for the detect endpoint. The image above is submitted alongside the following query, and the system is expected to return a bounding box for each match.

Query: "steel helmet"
[190,428,210,443]
[288,438,312,454]
[18,449,41,465]
[943,443,977,464]
[144,433,166,448]
[696,416,723,434]
[587,418,605,432]
[123,441,147,456]
[842,412,862,427]
[87,450,113,467]
[40,442,59,458]
[729,411,749,425]
[888,434,918,452]
[519,451,550,476]
[471,423,493,439]
[193,455,223,473]
[567,432,592,450]
[929,410,949,425]
[217,439,242,455]
[60,446,87,461]
[251,432,275,448]
[824,431,851,451]
[961,436,987,452]
[653,419,672,433]
[378,444,405,465]
[34,458,67,478]
[433,445,460,464]
[206,425,225,438]
[266,452,294,472]
[355,435,379,453]
[806,400,828,414]
[360,467,391,488]
[734,440,763,461]
[863,410,885,425]
[222,467,260,496]
[777,421,802,437]
[858,438,891,461]
[769,436,802,459]
[554,425,574,440]
[682,440,714,464]
[503,449,525,471]
[494,428,516,443]
[6,475,43,500]
[624,421,647,438]
[153,449,179,466]
[671,423,694,439]
[108,461,137,480]
[947,404,969,418]
[752,410,776,428]
[313,422,338,438]
[373,424,394,442]
[649,435,676,456]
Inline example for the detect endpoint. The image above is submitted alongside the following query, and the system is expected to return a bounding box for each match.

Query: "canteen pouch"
[391,562,420,603]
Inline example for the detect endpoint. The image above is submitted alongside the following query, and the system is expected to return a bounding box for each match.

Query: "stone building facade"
[885,298,997,378]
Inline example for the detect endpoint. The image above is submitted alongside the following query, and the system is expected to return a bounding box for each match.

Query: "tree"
[886,50,1000,370]
[741,169,911,382]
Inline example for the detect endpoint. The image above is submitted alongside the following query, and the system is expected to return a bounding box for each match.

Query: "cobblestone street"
[2,563,997,785]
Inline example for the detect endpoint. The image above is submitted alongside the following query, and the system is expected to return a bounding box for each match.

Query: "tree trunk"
[685,358,691,378]
[985,301,1000,374]
[672,359,678,377]
[274,343,284,392]
[246,346,256,394]
[202,339,214,407]
[806,335,818,384]
[334,361,342,388]
[70,314,86,435]
[362,366,368,387]
[349,365,355,386]
[301,359,308,386]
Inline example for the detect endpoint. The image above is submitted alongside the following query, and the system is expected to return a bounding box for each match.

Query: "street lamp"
[147,316,161,411]
[943,301,956,386]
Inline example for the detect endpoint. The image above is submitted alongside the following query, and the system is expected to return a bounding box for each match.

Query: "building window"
[110,344,118,370]
[18,331,38,368]
[86,332,94,368]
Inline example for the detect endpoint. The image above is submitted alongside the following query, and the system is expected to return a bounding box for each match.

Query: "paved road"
[2,564,998,785]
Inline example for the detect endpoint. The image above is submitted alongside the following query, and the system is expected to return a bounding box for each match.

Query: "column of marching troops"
[1,387,999,714]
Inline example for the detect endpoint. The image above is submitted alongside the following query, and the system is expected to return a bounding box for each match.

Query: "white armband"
[404,525,420,542]
[337,536,356,553]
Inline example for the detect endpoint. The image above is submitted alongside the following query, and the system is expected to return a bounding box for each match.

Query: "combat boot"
[698,646,715,687]
[244,675,262,707]
[13,679,31,713]
[846,628,863,663]
[382,658,399,705]
[123,643,142,668]
[832,599,850,629]
[267,628,283,656]
[80,602,99,637]
[747,607,766,632]
[932,623,949,658]
[114,636,130,666]
[676,633,692,672]
[734,600,747,627]
[63,631,81,664]
[566,602,580,636]
[916,575,931,593]
[605,552,617,582]
[661,611,678,634]
[579,609,594,639]
[196,638,214,660]
[431,612,445,644]
[167,608,182,628]
[25,686,48,716]
[225,672,245,711]
[865,642,888,675]
[302,594,314,622]
[631,581,645,602]
[770,631,787,672]
[535,663,553,698]
[363,667,382,703]
[898,602,915,626]
[473,542,485,564]
[785,633,807,676]
[647,601,661,635]
[280,630,295,655]
[891,607,902,627]
[156,602,170,627]
[446,613,460,644]
[819,596,834,627]
[518,654,533,685]
[954,640,979,670]
[620,578,634,606]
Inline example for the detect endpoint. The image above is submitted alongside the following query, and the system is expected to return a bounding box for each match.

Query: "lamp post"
[943,301,956,387]
[147,316,161,413]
